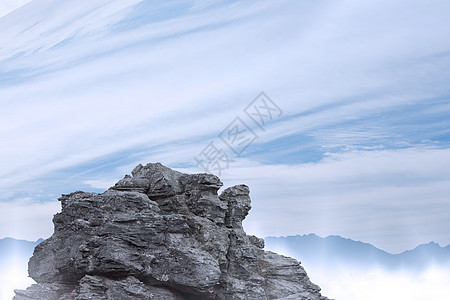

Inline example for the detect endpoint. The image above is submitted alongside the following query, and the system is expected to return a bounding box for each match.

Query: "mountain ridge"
[264,233,450,270]
[0,237,42,259]
[266,233,450,254]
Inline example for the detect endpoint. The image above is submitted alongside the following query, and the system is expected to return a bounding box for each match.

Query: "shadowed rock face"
[14,163,328,300]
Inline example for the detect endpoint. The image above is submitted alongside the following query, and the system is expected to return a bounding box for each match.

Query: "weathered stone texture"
[14,163,328,300]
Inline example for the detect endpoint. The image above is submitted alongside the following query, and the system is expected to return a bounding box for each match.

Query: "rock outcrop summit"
[15,163,328,300]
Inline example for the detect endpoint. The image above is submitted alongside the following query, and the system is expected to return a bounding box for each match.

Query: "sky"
[0,0,31,18]
[1,0,450,254]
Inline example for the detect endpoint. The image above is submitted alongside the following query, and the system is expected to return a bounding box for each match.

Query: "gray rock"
[14,163,329,300]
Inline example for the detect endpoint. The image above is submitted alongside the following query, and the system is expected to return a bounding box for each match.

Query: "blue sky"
[1,0,450,253]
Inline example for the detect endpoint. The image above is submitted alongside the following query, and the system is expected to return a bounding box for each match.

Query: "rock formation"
[14,163,328,300]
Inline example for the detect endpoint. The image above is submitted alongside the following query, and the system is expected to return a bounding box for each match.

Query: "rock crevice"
[14,163,328,300]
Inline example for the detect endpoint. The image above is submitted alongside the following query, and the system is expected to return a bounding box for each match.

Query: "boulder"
[14,163,328,300]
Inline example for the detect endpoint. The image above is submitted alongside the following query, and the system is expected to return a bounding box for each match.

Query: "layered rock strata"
[14,163,328,300]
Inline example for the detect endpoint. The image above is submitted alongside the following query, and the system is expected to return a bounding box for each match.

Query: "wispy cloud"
[0,0,31,18]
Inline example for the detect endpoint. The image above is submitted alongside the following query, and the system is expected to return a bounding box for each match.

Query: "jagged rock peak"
[14,163,329,300]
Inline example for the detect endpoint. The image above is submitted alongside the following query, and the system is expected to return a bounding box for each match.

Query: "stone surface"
[14,163,329,300]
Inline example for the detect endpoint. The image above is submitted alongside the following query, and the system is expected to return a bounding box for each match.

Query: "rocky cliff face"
[14,163,328,300]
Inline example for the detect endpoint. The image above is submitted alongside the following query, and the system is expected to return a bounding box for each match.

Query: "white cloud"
[306,264,450,300]
[83,179,118,190]
[0,201,60,241]
[0,0,31,18]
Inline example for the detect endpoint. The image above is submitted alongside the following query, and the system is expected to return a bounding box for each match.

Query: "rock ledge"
[14,163,328,300]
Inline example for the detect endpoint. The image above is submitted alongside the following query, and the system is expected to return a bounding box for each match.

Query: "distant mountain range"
[264,234,450,271]
[0,237,42,262]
